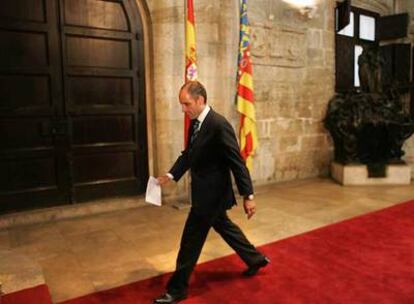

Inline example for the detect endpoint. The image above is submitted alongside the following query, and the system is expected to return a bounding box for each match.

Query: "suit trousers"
[167,208,264,294]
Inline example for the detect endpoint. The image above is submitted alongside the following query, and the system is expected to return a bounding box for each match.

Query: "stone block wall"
[248,0,335,183]
[142,0,412,201]
[146,0,240,200]
[353,0,394,15]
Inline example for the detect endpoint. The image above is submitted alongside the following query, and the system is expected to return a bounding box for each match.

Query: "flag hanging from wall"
[237,0,258,172]
[184,0,198,146]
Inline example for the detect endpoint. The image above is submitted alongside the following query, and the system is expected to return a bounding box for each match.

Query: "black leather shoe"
[153,292,187,304]
[243,256,270,277]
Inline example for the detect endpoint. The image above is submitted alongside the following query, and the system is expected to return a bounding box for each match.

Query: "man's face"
[179,88,205,119]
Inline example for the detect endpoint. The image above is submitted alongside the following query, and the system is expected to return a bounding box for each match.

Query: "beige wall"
[248,0,335,183]
[145,0,240,200]
[353,0,394,14]
[141,0,413,201]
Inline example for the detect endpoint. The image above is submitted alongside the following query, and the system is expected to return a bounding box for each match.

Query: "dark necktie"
[190,120,200,145]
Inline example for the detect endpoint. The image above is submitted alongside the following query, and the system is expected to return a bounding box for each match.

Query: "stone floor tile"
[39,252,95,303]
[0,230,10,250]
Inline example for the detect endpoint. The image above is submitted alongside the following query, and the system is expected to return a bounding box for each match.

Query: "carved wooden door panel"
[0,0,68,213]
[60,0,148,202]
[0,0,148,213]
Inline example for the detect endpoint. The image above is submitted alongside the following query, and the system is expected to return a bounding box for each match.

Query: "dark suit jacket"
[169,109,253,218]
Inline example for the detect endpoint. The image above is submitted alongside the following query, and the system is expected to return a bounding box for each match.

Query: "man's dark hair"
[181,81,207,103]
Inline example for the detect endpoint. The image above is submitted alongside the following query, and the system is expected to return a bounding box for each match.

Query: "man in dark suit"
[154,81,269,304]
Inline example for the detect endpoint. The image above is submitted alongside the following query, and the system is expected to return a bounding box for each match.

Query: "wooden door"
[0,0,68,213]
[60,0,148,202]
[0,0,148,213]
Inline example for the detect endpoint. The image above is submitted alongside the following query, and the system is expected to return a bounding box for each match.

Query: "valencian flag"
[184,0,198,146]
[237,0,258,172]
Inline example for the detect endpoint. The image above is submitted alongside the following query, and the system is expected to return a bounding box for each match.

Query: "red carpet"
[2,284,53,304]
[60,201,414,304]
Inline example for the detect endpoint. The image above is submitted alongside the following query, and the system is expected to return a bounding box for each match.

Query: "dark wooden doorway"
[0,0,148,214]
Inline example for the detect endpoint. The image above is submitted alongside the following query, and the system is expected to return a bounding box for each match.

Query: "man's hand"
[157,175,171,186]
[243,199,256,220]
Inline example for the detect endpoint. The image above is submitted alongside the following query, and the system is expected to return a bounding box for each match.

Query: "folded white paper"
[145,176,162,206]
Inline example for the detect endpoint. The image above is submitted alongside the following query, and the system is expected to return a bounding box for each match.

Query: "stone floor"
[0,178,413,303]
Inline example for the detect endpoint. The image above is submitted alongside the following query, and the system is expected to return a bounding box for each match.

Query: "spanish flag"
[237,0,258,172]
[184,0,197,146]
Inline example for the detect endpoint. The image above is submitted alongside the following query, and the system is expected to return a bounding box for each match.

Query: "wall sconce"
[282,0,318,19]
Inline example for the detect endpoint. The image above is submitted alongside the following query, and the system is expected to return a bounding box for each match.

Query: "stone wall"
[147,0,335,201]
[248,0,335,183]
[142,0,412,201]
[353,0,394,14]
[146,0,240,199]
[144,0,336,201]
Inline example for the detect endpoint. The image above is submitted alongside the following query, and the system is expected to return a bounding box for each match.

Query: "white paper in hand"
[145,176,162,206]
